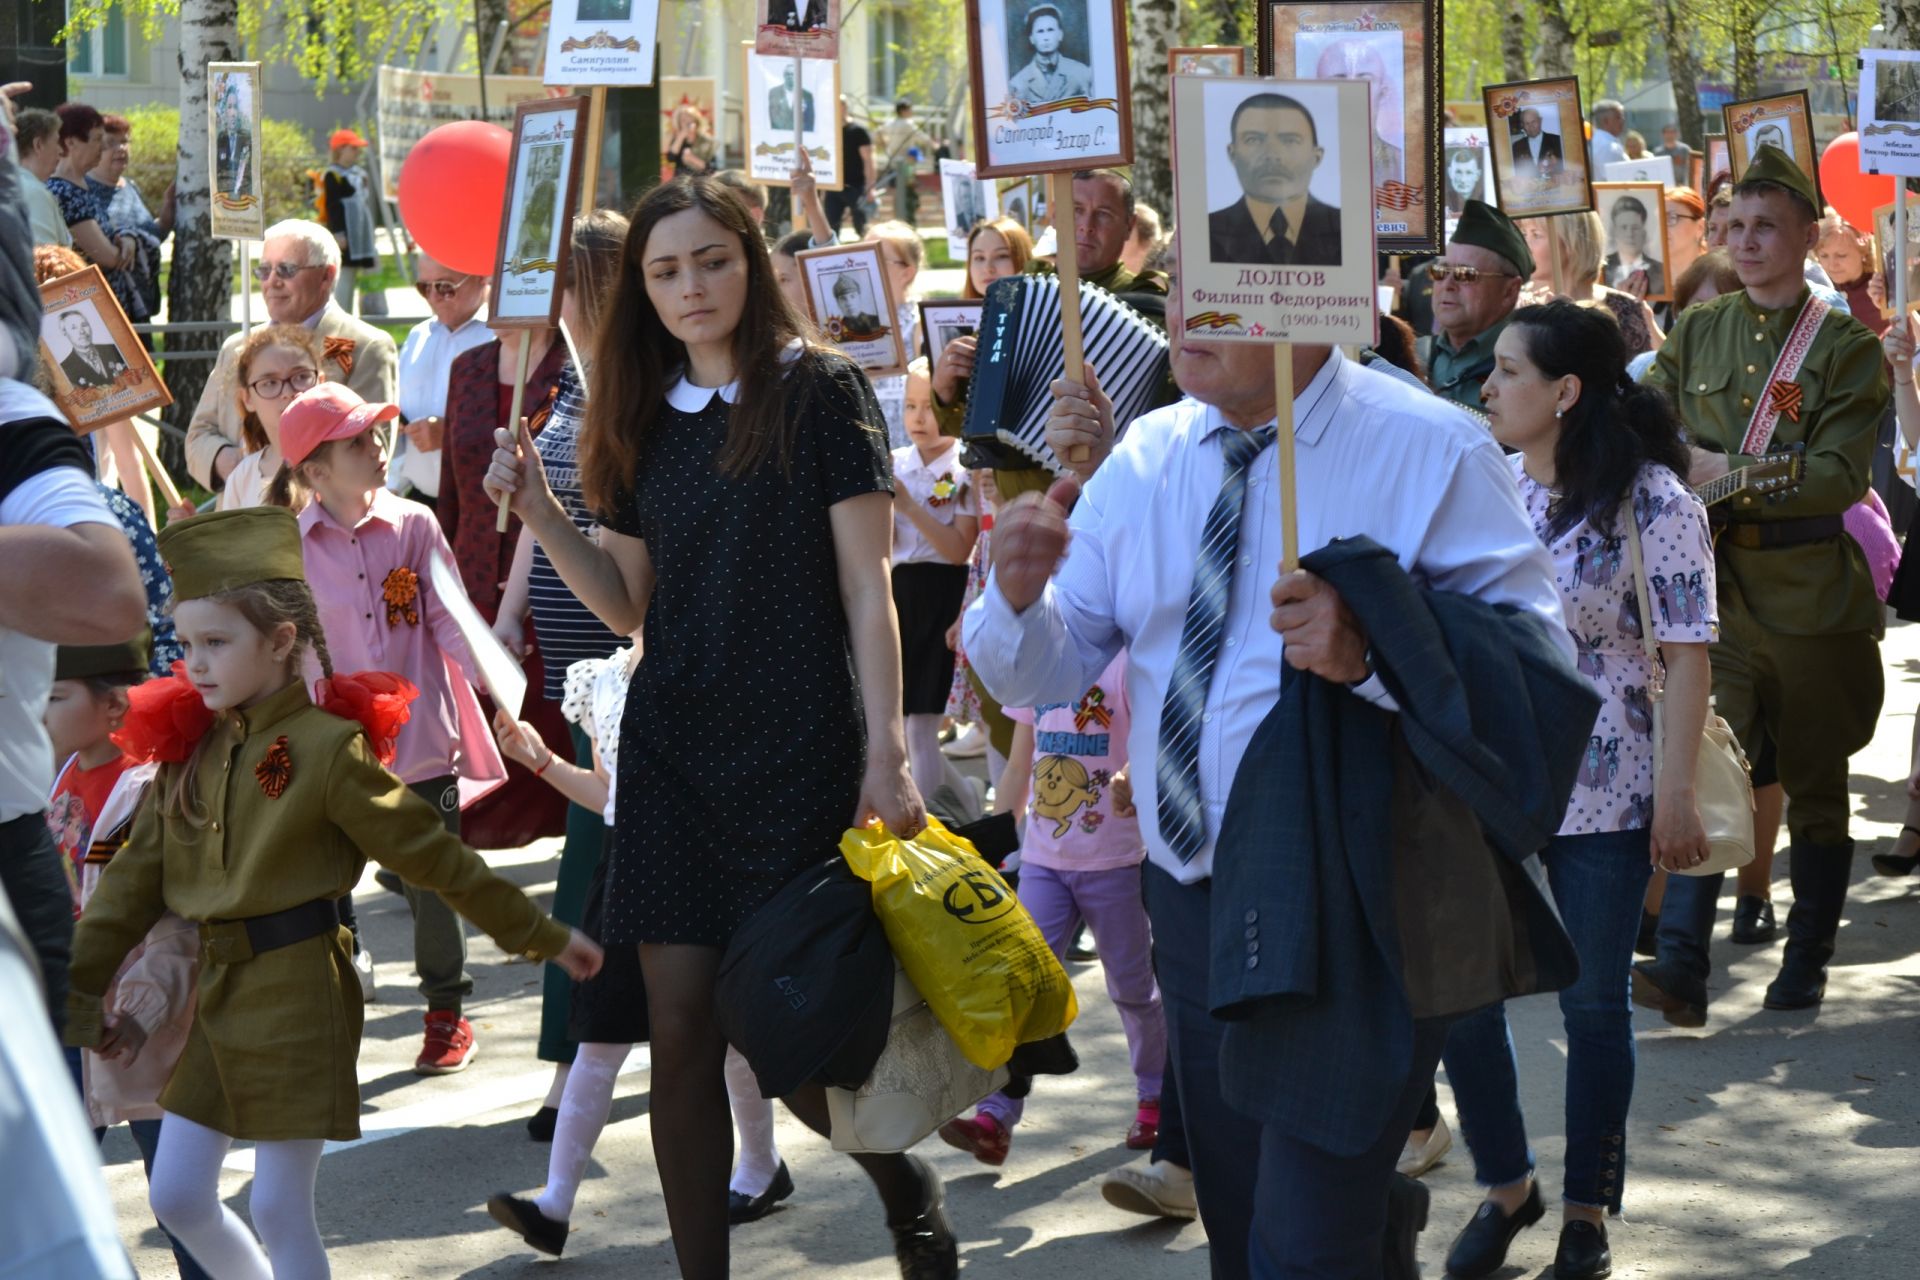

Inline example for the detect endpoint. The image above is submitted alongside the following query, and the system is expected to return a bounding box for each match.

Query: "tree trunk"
[1661,0,1705,151]
[164,0,240,471]
[1729,0,1760,98]
[1537,1,1577,80]
[1129,0,1177,214]
[1501,0,1531,82]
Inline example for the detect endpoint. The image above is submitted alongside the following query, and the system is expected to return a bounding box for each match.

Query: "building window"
[68,3,129,79]
[870,4,910,101]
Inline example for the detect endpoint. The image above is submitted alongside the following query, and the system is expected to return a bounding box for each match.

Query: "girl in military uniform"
[63,506,601,1280]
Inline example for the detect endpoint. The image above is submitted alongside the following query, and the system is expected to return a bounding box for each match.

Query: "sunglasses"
[414,276,474,299]
[246,367,320,400]
[252,262,327,282]
[1429,263,1517,284]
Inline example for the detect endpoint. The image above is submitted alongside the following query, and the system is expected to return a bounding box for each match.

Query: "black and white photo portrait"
[1208,91,1342,267]
[1509,105,1564,179]
[769,64,816,132]
[1295,31,1404,186]
[1443,128,1489,215]
[1006,2,1093,105]
[575,0,633,18]
[51,306,128,390]
[968,0,1130,177]
[798,241,908,375]
[1597,183,1670,300]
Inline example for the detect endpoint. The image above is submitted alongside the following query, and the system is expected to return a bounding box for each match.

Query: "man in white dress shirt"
[391,252,492,505]
[1589,99,1629,172]
[964,282,1567,1278]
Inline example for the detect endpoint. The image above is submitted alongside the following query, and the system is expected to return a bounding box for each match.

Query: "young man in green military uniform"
[1422,200,1530,414]
[1634,145,1888,1023]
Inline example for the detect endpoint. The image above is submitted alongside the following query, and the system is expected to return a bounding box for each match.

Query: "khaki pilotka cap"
[156,508,306,602]
[1737,143,1820,215]
[55,629,151,682]
[1449,200,1535,278]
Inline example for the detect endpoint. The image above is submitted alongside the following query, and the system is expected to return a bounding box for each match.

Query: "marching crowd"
[1,76,1916,1280]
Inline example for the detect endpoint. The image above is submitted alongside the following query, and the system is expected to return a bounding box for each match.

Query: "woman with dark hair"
[481,176,951,1279]
[1439,299,1716,1280]
[46,102,147,324]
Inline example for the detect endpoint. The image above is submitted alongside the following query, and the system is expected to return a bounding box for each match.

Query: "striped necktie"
[1156,423,1277,864]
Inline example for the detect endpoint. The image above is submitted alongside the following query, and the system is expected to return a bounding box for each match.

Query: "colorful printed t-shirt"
[1513,457,1718,835]
[47,754,133,916]
[1005,652,1143,870]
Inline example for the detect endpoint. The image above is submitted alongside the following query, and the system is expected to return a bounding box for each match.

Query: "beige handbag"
[1620,498,1755,876]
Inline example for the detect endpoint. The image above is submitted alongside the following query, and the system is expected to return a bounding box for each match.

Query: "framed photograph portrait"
[1690,151,1705,192]
[998,176,1046,233]
[1724,91,1818,201]
[743,48,843,190]
[1594,181,1672,303]
[965,0,1132,179]
[1442,126,1491,214]
[1170,75,1377,345]
[1603,154,1675,189]
[543,0,661,86]
[1261,0,1442,253]
[1482,77,1593,219]
[940,160,1002,257]
[1169,46,1244,77]
[38,266,172,431]
[491,96,590,328]
[660,76,718,180]
[1861,50,1920,178]
[755,0,840,59]
[1705,136,1730,187]
[919,299,986,367]
[798,242,908,377]
[1873,195,1920,316]
[206,62,265,241]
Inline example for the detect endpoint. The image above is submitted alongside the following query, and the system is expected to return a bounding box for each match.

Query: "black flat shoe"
[889,1156,958,1279]
[1383,1172,1430,1280]
[728,1161,795,1225]
[1553,1219,1612,1278]
[1730,895,1776,945]
[1445,1182,1543,1279]
[487,1191,567,1256]
[1873,825,1920,876]
[1633,909,1659,959]
[526,1105,557,1142]
[1630,959,1707,1028]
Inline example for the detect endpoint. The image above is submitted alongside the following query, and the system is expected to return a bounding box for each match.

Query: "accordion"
[961,275,1170,475]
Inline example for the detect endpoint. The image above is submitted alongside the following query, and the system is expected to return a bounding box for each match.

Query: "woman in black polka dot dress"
[483,177,953,1279]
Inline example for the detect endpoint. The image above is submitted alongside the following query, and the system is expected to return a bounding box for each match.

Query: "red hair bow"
[316,670,418,766]
[111,662,215,764]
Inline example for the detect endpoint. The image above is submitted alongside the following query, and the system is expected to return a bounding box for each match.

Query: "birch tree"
[1129,0,1178,214]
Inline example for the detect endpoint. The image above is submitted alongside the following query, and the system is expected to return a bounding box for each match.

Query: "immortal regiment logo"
[560,31,643,52]
[1729,103,1797,135]
[1377,180,1423,210]
[214,193,259,211]
[991,94,1120,122]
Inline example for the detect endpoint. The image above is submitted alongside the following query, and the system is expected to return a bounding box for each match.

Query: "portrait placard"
[798,241,909,378]
[940,160,1002,257]
[660,77,718,179]
[1169,46,1245,77]
[38,266,173,432]
[206,62,265,241]
[999,177,1046,232]
[1594,181,1673,303]
[743,48,842,190]
[1690,151,1705,191]
[919,299,987,367]
[755,0,841,59]
[543,0,661,86]
[1261,0,1443,253]
[965,0,1132,178]
[491,96,590,329]
[1442,126,1491,215]
[1873,195,1920,315]
[1603,154,1675,189]
[1705,136,1730,186]
[1723,91,1818,202]
[1171,75,1377,345]
[1482,77,1593,218]
[1860,50,1920,178]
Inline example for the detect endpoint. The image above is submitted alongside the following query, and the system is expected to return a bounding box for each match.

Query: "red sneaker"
[937,1113,1011,1166]
[1126,1097,1160,1150]
[415,1010,476,1075]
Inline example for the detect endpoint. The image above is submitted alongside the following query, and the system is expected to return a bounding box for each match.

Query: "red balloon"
[1817,133,1894,232]
[397,121,512,276]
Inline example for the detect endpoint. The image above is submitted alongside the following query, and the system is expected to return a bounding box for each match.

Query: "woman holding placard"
[482,176,954,1280]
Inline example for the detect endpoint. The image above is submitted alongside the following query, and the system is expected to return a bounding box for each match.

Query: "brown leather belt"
[1722,515,1845,550]
[198,897,343,964]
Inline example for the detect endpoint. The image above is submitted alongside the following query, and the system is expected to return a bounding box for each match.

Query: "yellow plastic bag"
[841,818,1078,1071]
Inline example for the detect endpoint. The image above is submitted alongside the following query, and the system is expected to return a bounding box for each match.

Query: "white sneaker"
[1100,1156,1198,1221]
[353,947,377,1003]
[1395,1114,1451,1178]
[942,724,987,758]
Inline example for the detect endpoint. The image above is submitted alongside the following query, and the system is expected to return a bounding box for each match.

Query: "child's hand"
[166,500,199,524]
[552,928,604,980]
[493,708,548,771]
[945,615,962,651]
[1110,766,1135,818]
[491,610,527,659]
[97,1012,149,1066]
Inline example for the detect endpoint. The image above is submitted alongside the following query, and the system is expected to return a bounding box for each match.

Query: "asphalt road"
[105,621,1920,1278]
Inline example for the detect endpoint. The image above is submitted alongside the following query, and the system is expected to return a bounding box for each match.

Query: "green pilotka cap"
[1737,143,1820,216]
[55,629,150,682]
[156,508,306,602]
[1450,200,1534,278]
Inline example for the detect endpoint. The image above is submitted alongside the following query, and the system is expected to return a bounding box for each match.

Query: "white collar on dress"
[663,339,805,412]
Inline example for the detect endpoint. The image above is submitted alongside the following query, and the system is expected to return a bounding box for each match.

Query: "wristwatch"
[1346,646,1377,688]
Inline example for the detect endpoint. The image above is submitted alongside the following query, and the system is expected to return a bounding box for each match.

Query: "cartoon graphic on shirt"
[1618,587,1643,639]
[1622,685,1654,739]
[1033,753,1100,837]
[1633,483,1666,532]
[1574,533,1622,587]
[1621,792,1654,828]
[1573,631,1606,678]
[1578,735,1622,792]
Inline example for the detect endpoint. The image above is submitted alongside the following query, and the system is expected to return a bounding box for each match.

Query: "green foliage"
[120,103,323,226]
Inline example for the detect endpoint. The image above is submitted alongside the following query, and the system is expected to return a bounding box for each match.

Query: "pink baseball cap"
[280,383,399,468]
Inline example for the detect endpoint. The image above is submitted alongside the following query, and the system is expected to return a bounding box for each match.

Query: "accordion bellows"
[961,276,1170,476]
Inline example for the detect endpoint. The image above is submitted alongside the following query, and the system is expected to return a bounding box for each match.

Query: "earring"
[1555,408,1564,419]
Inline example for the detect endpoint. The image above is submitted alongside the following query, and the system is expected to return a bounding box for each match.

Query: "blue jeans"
[1442,828,1653,1211]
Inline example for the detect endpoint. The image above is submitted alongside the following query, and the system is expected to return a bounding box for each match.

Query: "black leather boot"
[1763,839,1854,1011]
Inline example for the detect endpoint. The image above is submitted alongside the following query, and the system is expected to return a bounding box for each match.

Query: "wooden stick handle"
[1274,343,1298,573]
[1546,214,1568,299]
[496,336,535,533]
[1050,171,1090,465]
[129,423,185,512]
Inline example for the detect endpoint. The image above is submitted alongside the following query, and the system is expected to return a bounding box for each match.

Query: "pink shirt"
[1005,652,1143,871]
[298,488,504,788]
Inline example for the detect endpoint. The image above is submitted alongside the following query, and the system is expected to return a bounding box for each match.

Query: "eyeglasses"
[252,262,327,283]
[1667,212,1704,226]
[414,276,474,299]
[1429,263,1517,284]
[246,367,320,400]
